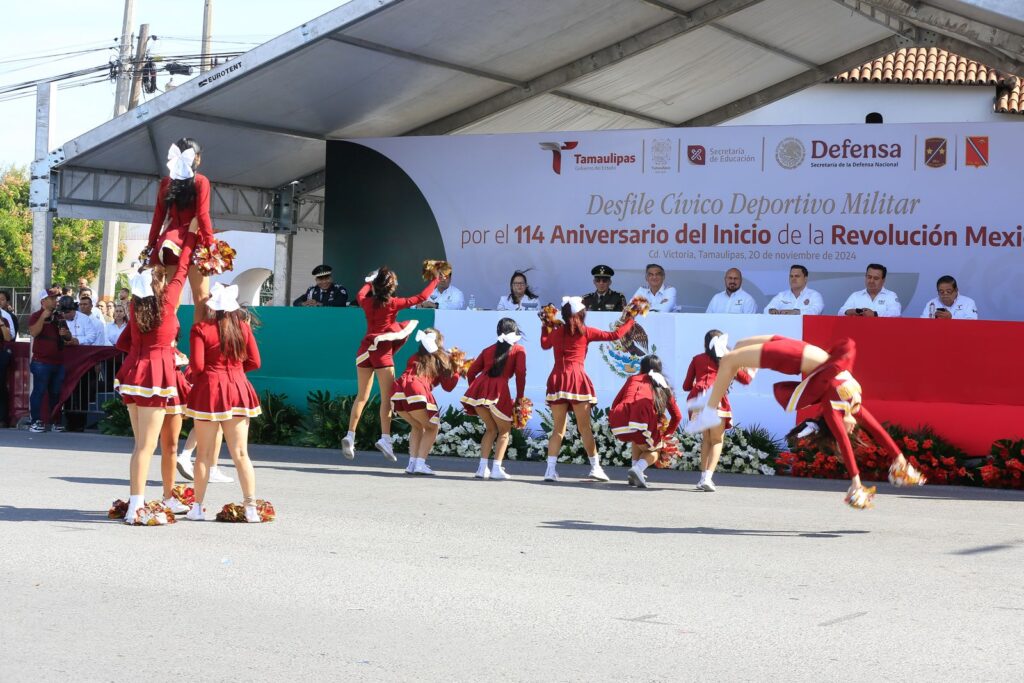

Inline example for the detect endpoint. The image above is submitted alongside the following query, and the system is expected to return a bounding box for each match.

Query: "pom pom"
[422,259,451,281]
[107,499,128,519]
[191,239,236,276]
[888,460,927,487]
[538,303,562,331]
[844,484,876,509]
[171,484,195,507]
[448,347,472,375]
[513,397,534,430]
[624,295,651,319]
[216,500,276,522]
[137,246,154,269]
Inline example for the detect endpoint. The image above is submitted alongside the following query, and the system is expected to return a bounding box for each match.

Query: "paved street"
[1,430,1022,681]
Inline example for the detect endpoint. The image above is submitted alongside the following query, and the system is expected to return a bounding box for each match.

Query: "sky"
[0,0,348,168]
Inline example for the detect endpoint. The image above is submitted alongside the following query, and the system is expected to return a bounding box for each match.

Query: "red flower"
[902,437,919,452]
[922,439,934,450]
[1006,459,1024,473]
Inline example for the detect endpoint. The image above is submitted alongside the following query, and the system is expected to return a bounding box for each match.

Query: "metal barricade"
[63,353,122,431]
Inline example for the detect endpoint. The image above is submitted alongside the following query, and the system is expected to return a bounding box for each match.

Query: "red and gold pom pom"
[191,239,237,276]
[215,500,276,522]
[888,460,927,487]
[108,499,178,524]
[107,499,128,519]
[171,484,195,507]
[448,347,473,375]
[422,259,452,281]
[513,397,534,430]
[624,295,651,319]
[844,484,877,509]
[539,303,562,331]
[136,246,154,271]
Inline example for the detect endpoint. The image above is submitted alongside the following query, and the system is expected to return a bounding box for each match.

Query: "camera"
[936,307,948,313]
[56,296,78,313]
[855,308,864,314]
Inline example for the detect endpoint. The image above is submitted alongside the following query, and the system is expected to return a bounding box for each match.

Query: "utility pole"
[113,0,135,117]
[30,83,56,304]
[127,23,150,110]
[201,0,214,73]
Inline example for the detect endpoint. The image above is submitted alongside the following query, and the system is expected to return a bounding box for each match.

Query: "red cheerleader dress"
[165,355,192,417]
[460,343,526,421]
[542,318,634,405]
[355,279,438,368]
[115,232,197,407]
[608,374,682,449]
[147,174,214,266]
[184,319,262,421]
[683,352,753,429]
[391,356,460,425]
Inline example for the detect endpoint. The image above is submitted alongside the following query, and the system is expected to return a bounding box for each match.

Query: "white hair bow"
[415,329,439,353]
[129,271,154,299]
[207,282,240,312]
[710,333,730,358]
[497,332,521,344]
[167,144,196,181]
[561,296,585,314]
[648,371,669,388]
[365,270,379,284]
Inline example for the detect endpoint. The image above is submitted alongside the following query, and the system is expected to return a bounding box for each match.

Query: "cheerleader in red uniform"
[391,328,460,476]
[687,335,925,507]
[541,296,635,482]
[341,265,440,462]
[682,330,754,492]
[115,220,199,524]
[608,355,681,489]
[146,138,214,325]
[184,283,263,522]
[460,318,526,480]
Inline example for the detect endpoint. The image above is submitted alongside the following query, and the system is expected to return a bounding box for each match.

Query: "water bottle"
[928,302,936,318]
[467,294,476,311]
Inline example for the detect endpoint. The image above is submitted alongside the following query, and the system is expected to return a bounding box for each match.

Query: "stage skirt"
[609,399,667,449]
[391,373,441,425]
[356,320,419,369]
[461,374,514,422]
[545,365,598,405]
[184,370,262,421]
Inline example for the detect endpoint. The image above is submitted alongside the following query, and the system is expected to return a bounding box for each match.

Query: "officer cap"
[312,264,333,278]
[591,264,614,277]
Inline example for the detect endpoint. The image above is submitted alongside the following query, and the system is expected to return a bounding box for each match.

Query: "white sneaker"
[244,505,261,523]
[208,466,234,484]
[474,463,491,479]
[375,437,397,462]
[405,458,416,474]
[186,504,206,521]
[341,435,355,460]
[412,461,435,476]
[588,465,610,482]
[176,454,194,481]
[543,468,560,482]
[491,466,511,480]
[163,497,189,515]
[684,406,722,434]
[702,480,717,492]
[627,467,648,489]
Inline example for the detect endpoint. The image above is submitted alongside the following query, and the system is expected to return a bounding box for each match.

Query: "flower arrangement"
[513,397,534,430]
[538,303,561,332]
[108,499,177,525]
[215,500,277,522]
[624,295,651,319]
[171,484,195,507]
[976,439,1024,489]
[422,259,452,281]
[191,239,236,275]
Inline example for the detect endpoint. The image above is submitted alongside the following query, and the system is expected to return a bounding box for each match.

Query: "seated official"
[706,267,756,314]
[582,264,626,312]
[765,264,824,315]
[421,271,465,310]
[294,264,349,307]
[632,263,677,312]
[839,263,901,317]
[497,270,539,311]
[921,275,978,320]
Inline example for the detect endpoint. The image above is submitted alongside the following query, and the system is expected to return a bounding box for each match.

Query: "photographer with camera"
[57,296,103,346]
[27,288,67,432]
[921,275,978,320]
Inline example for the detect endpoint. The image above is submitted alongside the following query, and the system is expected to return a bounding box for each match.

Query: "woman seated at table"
[496,270,539,311]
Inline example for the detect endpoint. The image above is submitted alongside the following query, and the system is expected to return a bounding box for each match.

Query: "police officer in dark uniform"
[293,264,349,307]
[582,264,626,312]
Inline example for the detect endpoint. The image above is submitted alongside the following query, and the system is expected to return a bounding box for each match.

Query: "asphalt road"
[1,430,1022,682]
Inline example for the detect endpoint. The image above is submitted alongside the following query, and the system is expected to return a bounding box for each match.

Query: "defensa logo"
[198,60,243,87]
[775,137,805,169]
[811,138,902,160]
[539,141,578,174]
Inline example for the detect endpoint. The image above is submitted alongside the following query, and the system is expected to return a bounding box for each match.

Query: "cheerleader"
[541,296,635,482]
[686,335,925,507]
[460,318,526,480]
[391,328,460,475]
[608,355,681,489]
[115,221,199,524]
[146,138,214,325]
[682,330,753,492]
[342,265,440,462]
[184,283,263,522]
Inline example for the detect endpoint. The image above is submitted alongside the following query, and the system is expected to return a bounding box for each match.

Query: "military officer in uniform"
[293,264,349,307]
[582,264,626,312]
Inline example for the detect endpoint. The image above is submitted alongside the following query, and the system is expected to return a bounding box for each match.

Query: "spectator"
[921,275,978,320]
[632,263,677,312]
[106,303,129,345]
[97,298,114,323]
[764,264,824,315]
[582,264,626,312]
[0,305,11,427]
[293,264,349,307]
[706,268,757,314]
[497,270,539,311]
[0,289,15,337]
[839,263,901,317]
[76,295,108,344]
[421,271,465,310]
[57,296,99,346]
[61,286,73,299]
[117,287,130,308]
[79,287,104,323]
[27,288,66,432]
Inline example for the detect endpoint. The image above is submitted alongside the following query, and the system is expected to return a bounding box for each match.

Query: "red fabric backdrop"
[802,316,1024,454]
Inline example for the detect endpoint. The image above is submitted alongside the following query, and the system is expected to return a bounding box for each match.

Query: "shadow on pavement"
[0,505,110,523]
[52,476,134,487]
[539,519,871,539]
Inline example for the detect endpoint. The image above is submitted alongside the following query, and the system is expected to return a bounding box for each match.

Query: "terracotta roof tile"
[831,47,1023,114]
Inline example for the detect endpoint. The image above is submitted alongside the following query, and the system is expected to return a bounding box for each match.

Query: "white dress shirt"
[88,308,104,323]
[67,311,103,345]
[706,289,757,314]
[631,285,677,312]
[496,294,539,311]
[839,287,902,317]
[764,287,824,315]
[920,294,978,320]
[428,284,466,310]
[106,321,128,345]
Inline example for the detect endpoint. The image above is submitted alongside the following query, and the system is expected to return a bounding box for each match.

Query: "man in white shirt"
[422,272,466,310]
[58,297,102,345]
[920,275,978,320]
[764,264,825,315]
[706,268,757,314]
[632,263,677,312]
[77,295,109,343]
[80,288,104,323]
[839,263,902,317]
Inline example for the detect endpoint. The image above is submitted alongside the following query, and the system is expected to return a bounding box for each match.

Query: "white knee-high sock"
[634,460,649,473]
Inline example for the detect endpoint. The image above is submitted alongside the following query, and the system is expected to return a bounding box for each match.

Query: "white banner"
[433,310,802,438]
[353,122,1024,321]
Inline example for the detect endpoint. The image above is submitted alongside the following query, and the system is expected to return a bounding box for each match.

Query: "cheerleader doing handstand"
[686,335,924,507]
